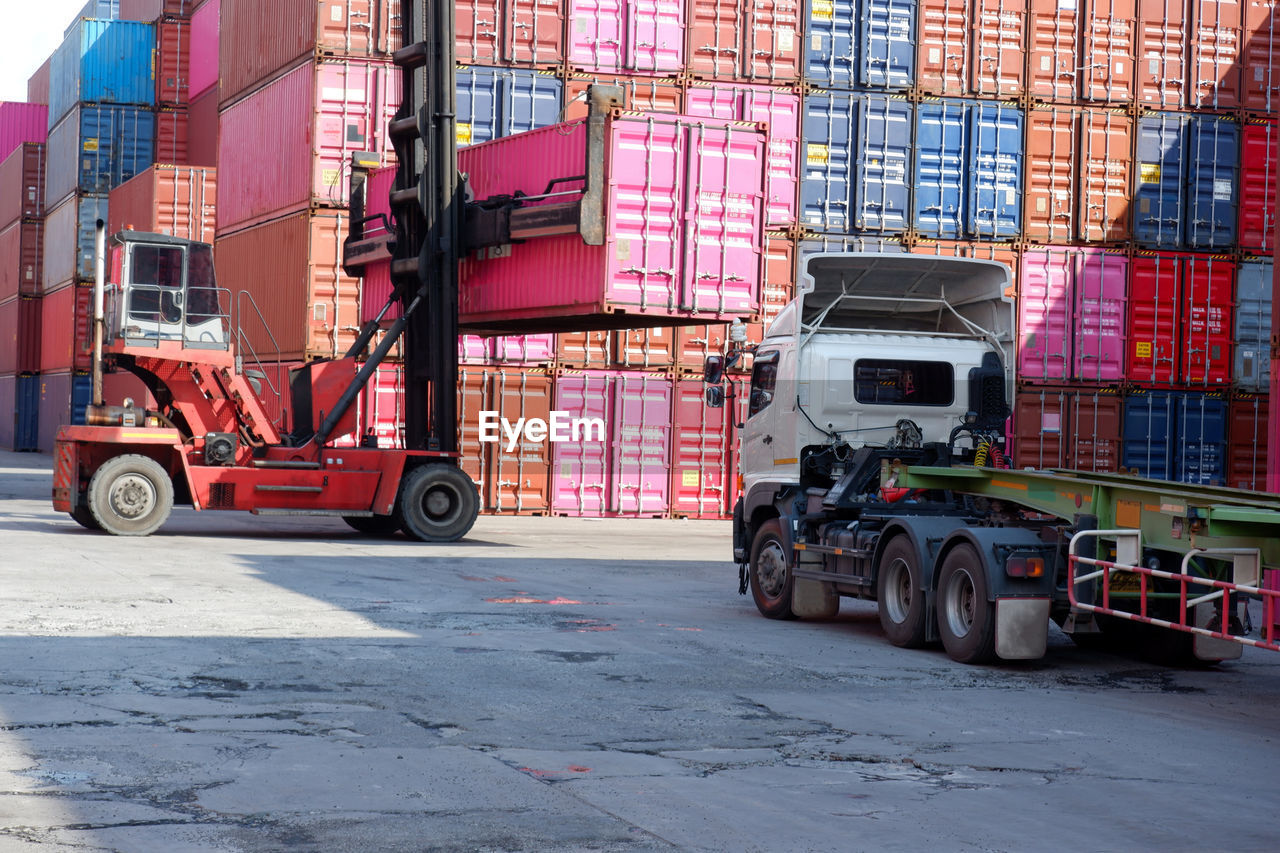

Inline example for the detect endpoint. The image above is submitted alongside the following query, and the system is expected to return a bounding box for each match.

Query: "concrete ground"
[0,448,1278,852]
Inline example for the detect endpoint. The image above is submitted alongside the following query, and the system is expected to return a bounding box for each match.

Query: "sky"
[0,0,100,102]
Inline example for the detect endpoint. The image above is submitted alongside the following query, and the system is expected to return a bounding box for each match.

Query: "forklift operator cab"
[107,231,229,349]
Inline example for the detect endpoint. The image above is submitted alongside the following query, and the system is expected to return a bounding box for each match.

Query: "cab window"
[128,245,185,323]
[854,359,953,406]
[748,350,779,417]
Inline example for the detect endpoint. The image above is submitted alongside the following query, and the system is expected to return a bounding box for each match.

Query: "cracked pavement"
[1,450,1278,851]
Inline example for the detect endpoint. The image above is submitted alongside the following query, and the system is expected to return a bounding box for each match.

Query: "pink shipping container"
[1018,248,1127,384]
[1242,0,1280,113]
[0,221,44,301]
[37,371,77,454]
[490,334,557,365]
[552,369,672,517]
[121,0,199,19]
[456,0,564,67]
[1238,118,1275,254]
[0,295,42,375]
[669,377,731,518]
[1189,0,1242,110]
[0,143,45,227]
[1136,0,1187,108]
[568,0,685,74]
[1073,249,1129,383]
[27,59,51,107]
[0,103,49,161]
[684,82,799,226]
[1018,249,1072,381]
[218,0,401,107]
[189,0,220,101]
[457,113,766,330]
[217,57,401,233]
[108,164,217,242]
[187,86,218,167]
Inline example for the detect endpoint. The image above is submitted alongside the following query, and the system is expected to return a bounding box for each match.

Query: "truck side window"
[129,245,186,324]
[749,351,779,417]
[853,359,954,406]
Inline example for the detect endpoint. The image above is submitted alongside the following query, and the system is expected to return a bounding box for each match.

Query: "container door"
[741,87,801,226]
[1241,0,1280,112]
[857,0,916,90]
[853,94,911,234]
[1175,393,1228,485]
[1081,0,1136,103]
[670,379,729,517]
[1126,252,1181,384]
[606,116,682,312]
[506,0,564,66]
[501,70,563,137]
[1237,119,1276,253]
[912,99,966,237]
[455,66,501,146]
[1018,249,1073,382]
[970,0,1023,97]
[1188,0,1242,110]
[1069,391,1123,472]
[1023,105,1076,243]
[16,375,40,452]
[1077,108,1133,243]
[1122,390,1175,480]
[1012,389,1068,470]
[1184,115,1239,249]
[456,367,491,495]
[915,0,968,96]
[627,0,684,73]
[1181,255,1235,387]
[1228,395,1267,490]
[1133,112,1186,249]
[488,369,553,514]
[965,100,1022,239]
[457,0,502,63]
[805,0,856,89]
[609,372,671,515]
[1233,260,1272,392]
[1073,250,1128,382]
[1136,0,1186,108]
[552,371,612,515]
[744,0,802,82]
[1027,0,1079,103]
[688,0,743,80]
[801,90,855,231]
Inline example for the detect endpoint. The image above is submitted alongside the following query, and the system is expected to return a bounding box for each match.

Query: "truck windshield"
[854,359,954,406]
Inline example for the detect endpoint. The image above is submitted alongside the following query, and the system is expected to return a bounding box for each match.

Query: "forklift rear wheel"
[398,464,479,542]
[937,544,996,664]
[342,515,402,536]
[749,519,796,620]
[87,454,174,537]
[876,536,927,648]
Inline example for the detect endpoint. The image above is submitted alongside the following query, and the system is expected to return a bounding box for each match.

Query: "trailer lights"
[1006,555,1045,578]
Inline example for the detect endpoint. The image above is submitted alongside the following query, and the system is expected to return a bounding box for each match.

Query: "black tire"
[70,500,102,531]
[398,464,479,542]
[876,536,927,648]
[749,519,796,620]
[342,514,402,536]
[936,544,996,664]
[87,454,174,537]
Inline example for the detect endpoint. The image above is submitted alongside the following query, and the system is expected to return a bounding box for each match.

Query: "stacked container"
[122,1,201,165]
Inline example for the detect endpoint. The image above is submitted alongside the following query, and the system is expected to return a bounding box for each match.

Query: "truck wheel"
[876,536,926,648]
[750,519,796,620]
[936,544,996,664]
[398,464,479,542]
[87,454,174,537]
[342,515,402,537]
[70,500,102,531]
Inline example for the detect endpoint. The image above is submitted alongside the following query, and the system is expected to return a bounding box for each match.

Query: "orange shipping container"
[613,327,677,369]
[563,73,684,120]
[555,329,613,368]
[0,221,43,302]
[156,17,191,106]
[1241,0,1280,113]
[455,0,564,67]
[108,165,217,243]
[1026,0,1080,103]
[1081,0,1136,103]
[669,378,732,518]
[214,212,360,362]
[915,0,969,96]
[38,284,93,373]
[1013,388,1068,470]
[1023,105,1077,244]
[155,108,189,165]
[971,0,1024,97]
[1189,0,1243,110]
[1136,0,1187,108]
[456,366,489,493]
[485,368,554,514]
[1077,107,1133,243]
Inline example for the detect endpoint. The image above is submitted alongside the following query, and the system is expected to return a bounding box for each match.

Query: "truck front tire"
[877,536,927,648]
[750,519,796,619]
[398,464,480,542]
[937,544,996,664]
[87,454,174,537]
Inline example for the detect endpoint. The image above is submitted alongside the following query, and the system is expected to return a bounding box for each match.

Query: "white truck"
[705,253,1280,665]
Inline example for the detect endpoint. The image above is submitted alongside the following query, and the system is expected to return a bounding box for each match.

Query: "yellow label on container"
[812,0,834,18]
[682,470,700,488]
[807,143,830,166]
[456,123,473,145]
[1139,162,1160,183]
[82,138,99,152]
[321,168,340,187]
[1135,341,1152,358]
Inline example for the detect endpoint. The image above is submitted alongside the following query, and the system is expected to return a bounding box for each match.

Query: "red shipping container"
[0,221,44,302]
[670,378,731,518]
[458,113,765,330]
[1077,107,1133,243]
[1238,118,1276,253]
[214,212,362,362]
[1080,0,1136,103]
[1136,0,1187,108]
[1023,106,1076,243]
[971,0,1025,97]
[555,330,613,367]
[1026,0,1079,103]
[0,295,42,375]
[0,103,48,161]
[1228,394,1267,490]
[686,0,801,82]
[485,367,555,513]
[675,322,729,371]
[217,57,400,233]
[27,58,51,107]
[109,164,217,242]
[38,284,92,373]
[0,143,45,227]
[156,17,192,106]
[187,86,218,168]
[1189,0,1243,110]
[121,0,199,18]
[456,0,564,67]
[1242,0,1280,113]
[1181,255,1236,387]
[613,326,677,368]
[563,73,684,119]
[1126,251,1181,384]
[155,108,189,165]
[916,0,968,96]
[1013,388,1068,470]
[189,0,220,101]
[218,0,401,107]
[1069,390,1124,472]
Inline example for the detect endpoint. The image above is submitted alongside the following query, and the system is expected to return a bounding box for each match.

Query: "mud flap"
[1192,603,1244,662]
[995,598,1050,660]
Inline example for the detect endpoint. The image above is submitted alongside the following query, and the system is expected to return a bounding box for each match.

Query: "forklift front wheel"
[87,454,174,537]
[398,464,479,542]
[342,515,402,537]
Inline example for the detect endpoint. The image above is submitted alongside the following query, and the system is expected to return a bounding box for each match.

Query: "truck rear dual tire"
[876,537,927,648]
[750,519,797,620]
[398,464,479,542]
[87,454,174,537]
[937,544,996,664]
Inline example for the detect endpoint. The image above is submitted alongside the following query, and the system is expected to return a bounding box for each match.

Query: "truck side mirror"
[704,355,724,385]
[705,385,725,408]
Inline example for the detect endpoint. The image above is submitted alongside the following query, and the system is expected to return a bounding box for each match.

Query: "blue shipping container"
[913,99,967,237]
[802,90,856,231]
[1123,390,1175,481]
[806,0,857,90]
[799,236,905,260]
[63,0,120,37]
[1185,116,1239,249]
[45,104,155,205]
[16,373,40,452]
[858,0,916,89]
[966,101,1023,239]
[1133,113,1188,249]
[49,19,155,128]
[71,373,93,427]
[1234,260,1272,391]
[456,67,562,147]
[1174,393,1228,486]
